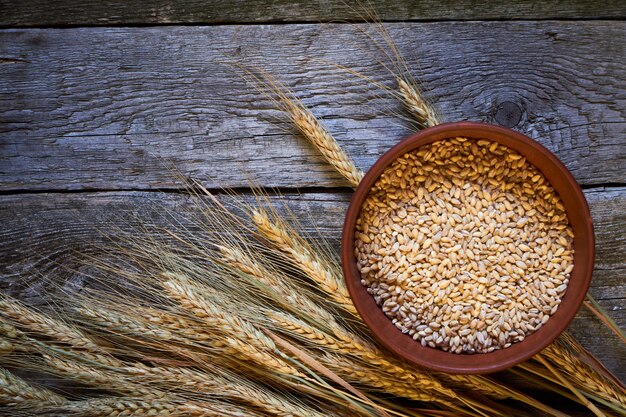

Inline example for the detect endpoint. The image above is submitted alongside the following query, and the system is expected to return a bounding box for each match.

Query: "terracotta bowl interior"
[341,121,594,374]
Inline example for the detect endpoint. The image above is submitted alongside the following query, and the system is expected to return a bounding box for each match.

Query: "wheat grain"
[355,137,573,352]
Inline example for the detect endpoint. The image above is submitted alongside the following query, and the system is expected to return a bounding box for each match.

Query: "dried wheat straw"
[0,367,66,406]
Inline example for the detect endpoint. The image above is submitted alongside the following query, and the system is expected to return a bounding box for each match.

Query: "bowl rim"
[341,121,595,374]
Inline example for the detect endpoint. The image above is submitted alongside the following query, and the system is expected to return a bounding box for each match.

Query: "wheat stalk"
[251,208,358,316]
[0,297,121,367]
[0,367,66,406]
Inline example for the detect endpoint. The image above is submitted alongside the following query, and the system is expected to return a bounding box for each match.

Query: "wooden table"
[1,1,624,382]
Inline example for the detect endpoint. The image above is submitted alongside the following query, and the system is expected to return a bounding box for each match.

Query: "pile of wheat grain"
[355,137,574,353]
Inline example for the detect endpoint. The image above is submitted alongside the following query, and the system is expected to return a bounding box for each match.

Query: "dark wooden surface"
[1,0,625,26]
[0,1,624,381]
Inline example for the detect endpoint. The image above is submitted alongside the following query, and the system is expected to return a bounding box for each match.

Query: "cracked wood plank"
[0,0,624,26]
[0,22,624,192]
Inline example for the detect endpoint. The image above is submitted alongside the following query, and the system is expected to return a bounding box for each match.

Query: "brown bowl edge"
[341,121,595,374]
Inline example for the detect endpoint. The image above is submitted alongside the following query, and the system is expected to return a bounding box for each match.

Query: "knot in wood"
[494,101,522,128]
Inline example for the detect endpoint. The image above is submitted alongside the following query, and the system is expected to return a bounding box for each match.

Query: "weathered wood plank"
[0,0,624,27]
[1,22,624,191]
[0,189,624,379]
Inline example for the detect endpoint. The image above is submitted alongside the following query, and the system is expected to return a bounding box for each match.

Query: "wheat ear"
[218,244,349,331]
[267,310,457,399]
[77,307,179,341]
[41,354,155,397]
[540,341,626,407]
[38,397,222,417]
[128,364,333,417]
[536,355,607,417]
[272,314,466,413]
[251,208,358,316]
[396,78,439,128]
[289,103,364,187]
[219,248,463,403]
[0,297,121,367]
[323,353,458,410]
[237,64,364,187]
[0,367,66,406]
[438,373,508,400]
[162,276,305,379]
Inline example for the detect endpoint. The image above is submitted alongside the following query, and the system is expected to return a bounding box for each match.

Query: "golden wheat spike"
[540,339,626,408]
[267,310,459,401]
[35,397,230,417]
[0,367,66,407]
[251,208,358,317]
[127,364,334,417]
[289,104,364,187]
[162,275,305,379]
[42,354,154,397]
[218,244,349,331]
[0,297,121,367]
[235,64,364,188]
[397,78,439,128]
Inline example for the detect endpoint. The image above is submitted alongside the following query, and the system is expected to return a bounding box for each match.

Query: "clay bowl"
[341,121,594,374]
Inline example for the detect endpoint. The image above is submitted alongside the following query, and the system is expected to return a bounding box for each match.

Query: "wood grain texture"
[0,0,624,27]
[1,22,624,192]
[0,189,624,379]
